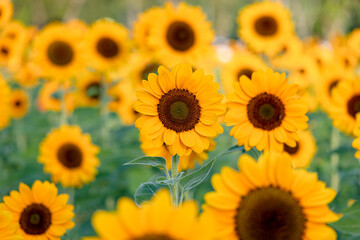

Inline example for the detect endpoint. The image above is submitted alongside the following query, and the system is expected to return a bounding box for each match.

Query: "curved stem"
[171,154,180,206]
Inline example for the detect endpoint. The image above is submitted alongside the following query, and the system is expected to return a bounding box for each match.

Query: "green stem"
[330,126,340,191]
[171,154,180,206]
[59,84,68,126]
[14,119,26,153]
[66,187,76,239]
[100,75,110,145]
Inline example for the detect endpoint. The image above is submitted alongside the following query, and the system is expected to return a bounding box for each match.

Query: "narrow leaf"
[179,158,216,192]
[124,156,167,170]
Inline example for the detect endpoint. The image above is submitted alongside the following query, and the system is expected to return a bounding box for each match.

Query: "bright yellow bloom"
[225,68,308,152]
[86,190,214,240]
[3,181,75,240]
[38,125,100,188]
[9,89,29,119]
[203,153,340,240]
[0,0,13,27]
[0,73,11,130]
[238,1,294,56]
[352,113,360,159]
[134,63,225,156]
[148,2,214,66]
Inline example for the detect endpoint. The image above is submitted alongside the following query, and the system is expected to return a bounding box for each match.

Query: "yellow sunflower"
[37,81,75,113]
[134,63,225,156]
[9,89,29,119]
[0,0,13,27]
[347,28,360,57]
[0,73,11,130]
[32,22,85,81]
[303,39,333,72]
[38,125,100,188]
[124,52,168,89]
[86,18,130,72]
[352,113,360,159]
[238,1,294,56]
[330,77,360,135]
[1,21,30,46]
[14,61,41,88]
[202,153,340,240]
[282,130,316,168]
[148,2,214,67]
[108,80,138,125]
[225,68,309,152]
[3,180,75,240]
[0,204,23,240]
[133,6,163,51]
[140,134,216,170]
[315,64,354,114]
[221,49,267,94]
[270,36,303,69]
[286,54,320,89]
[86,189,214,240]
[75,72,102,107]
[0,38,22,70]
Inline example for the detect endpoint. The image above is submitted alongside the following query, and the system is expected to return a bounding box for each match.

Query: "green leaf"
[179,158,216,192]
[156,172,184,186]
[330,202,360,236]
[219,145,245,157]
[124,156,167,170]
[134,182,160,206]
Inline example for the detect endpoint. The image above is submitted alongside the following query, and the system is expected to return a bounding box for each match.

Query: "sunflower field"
[2,0,360,239]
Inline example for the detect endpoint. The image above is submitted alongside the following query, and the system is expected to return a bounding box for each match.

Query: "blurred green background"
[2,0,360,239]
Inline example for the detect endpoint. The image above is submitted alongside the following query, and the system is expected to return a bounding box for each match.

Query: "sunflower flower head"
[38,125,100,188]
[3,180,75,240]
[202,152,340,240]
[225,68,308,152]
[87,189,214,240]
[134,63,226,157]
[0,204,23,239]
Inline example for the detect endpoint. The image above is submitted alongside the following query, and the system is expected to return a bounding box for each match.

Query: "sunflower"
[286,54,320,89]
[3,180,75,240]
[352,113,360,159]
[221,49,267,94]
[140,134,216,170]
[86,18,129,72]
[37,81,75,113]
[148,2,214,67]
[0,73,11,130]
[238,1,294,56]
[133,6,163,51]
[9,89,29,119]
[87,189,214,240]
[303,39,333,72]
[0,0,13,27]
[124,52,168,89]
[1,21,30,45]
[315,64,354,114]
[108,80,138,125]
[134,63,225,156]
[202,153,340,240]
[32,22,85,81]
[282,130,316,168]
[0,204,23,240]
[225,68,308,152]
[270,36,303,69]
[38,125,100,188]
[75,72,102,107]
[330,77,360,135]
[348,28,360,57]
[0,38,22,70]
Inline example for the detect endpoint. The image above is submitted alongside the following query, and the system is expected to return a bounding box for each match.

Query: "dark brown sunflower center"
[284,142,299,155]
[254,16,278,37]
[20,203,52,235]
[328,79,339,96]
[1,46,9,56]
[141,63,160,80]
[57,143,83,169]
[14,100,22,107]
[235,186,306,240]
[86,82,101,99]
[247,92,285,130]
[237,68,253,81]
[47,41,74,66]
[347,94,360,119]
[166,21,195,51]
[96,37,119,58]
[157,89,201,132]
[132,234,177,240]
